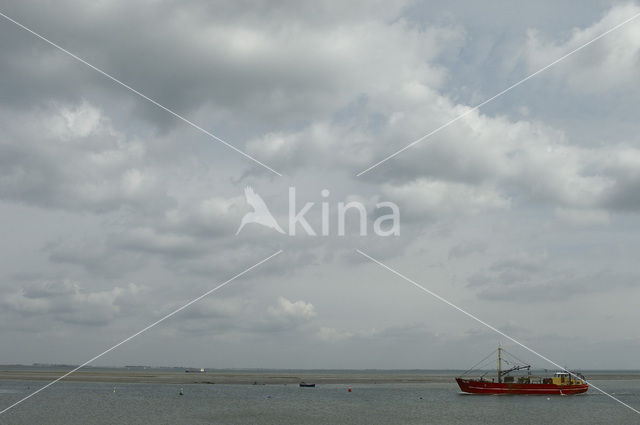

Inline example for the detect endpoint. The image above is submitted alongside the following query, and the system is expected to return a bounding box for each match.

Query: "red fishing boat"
[456,348,588,395]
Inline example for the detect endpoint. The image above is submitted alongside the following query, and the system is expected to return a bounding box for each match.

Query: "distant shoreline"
[0,370,454,385]
[2,369,640,385]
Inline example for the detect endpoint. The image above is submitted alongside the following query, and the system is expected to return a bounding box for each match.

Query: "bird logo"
[236,186,285,235]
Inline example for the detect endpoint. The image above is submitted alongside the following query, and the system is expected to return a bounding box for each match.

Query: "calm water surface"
[2,380,640,424]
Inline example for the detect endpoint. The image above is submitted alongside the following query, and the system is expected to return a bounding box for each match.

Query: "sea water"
[1,379,640,424]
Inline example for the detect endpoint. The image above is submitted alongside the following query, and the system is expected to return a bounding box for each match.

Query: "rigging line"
[477,358,499,372]
[461,349,497,376]
[468,357,496,375]
[502,348,532,368]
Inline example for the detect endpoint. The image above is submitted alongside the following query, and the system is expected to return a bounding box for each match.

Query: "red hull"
[456,378,588,395]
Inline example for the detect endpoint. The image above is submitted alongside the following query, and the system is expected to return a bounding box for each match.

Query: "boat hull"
[456,378,588,395]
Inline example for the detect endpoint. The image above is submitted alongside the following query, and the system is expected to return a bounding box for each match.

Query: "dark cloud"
[448,241,487,259]
[468,255,639,303]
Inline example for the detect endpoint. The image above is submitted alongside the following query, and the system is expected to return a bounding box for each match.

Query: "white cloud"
[525,3,640,93]
[1,280,146,326]
[267,296,317,321]
[315,326,354,342]
[382,179,510,220]
[0,102,169,213]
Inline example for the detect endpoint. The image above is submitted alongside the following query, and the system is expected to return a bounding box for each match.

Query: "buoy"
[179,388,184,396]
[348,387,352,392]
[113,387,116,393]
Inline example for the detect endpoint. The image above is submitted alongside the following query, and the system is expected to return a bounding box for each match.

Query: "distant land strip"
[1,369,640,385]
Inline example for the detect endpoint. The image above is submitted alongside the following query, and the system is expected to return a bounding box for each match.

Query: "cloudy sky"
[1,0,640,370]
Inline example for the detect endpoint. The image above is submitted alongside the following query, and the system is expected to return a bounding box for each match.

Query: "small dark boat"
[299,382,315,388]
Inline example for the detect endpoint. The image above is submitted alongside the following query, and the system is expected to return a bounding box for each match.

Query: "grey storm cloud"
[467,254,639,303]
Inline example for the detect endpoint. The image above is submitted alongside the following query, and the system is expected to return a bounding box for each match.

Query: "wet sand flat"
[1,369,639,385]
[0,370,457,385]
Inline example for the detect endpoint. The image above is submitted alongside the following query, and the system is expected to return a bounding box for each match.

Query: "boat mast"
[497,347,502,383]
